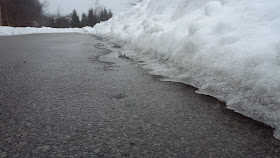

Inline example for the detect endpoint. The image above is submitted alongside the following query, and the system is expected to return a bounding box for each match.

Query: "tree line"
[0,0,113,28]
[47,8,113,28]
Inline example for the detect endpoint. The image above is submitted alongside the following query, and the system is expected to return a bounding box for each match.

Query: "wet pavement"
[0,33,280,158]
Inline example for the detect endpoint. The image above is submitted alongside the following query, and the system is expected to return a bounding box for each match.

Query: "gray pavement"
[0,33,280,158]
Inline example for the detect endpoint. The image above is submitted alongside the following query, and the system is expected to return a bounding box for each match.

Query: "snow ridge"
[88,0,280,139]
[0,27,84,36]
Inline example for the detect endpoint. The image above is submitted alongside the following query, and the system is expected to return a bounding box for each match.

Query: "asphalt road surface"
[0,33,280,158]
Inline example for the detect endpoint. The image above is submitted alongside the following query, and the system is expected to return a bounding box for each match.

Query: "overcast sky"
[41,0,128,16]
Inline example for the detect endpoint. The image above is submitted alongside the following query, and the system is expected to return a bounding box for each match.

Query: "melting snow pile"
[0,26,84,36]
[88,0,280,139]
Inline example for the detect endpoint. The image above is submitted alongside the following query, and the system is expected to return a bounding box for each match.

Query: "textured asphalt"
[0,33,280,158]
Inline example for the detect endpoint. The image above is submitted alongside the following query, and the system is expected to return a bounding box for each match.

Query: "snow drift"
[87,0,280,138]
[0,27,84,36]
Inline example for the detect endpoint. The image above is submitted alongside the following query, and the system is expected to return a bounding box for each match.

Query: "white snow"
[0,26,84,36]
[87,0,280,139]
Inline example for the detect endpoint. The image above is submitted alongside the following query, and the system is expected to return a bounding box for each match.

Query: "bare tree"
[94,0,101,8]
[0,0,46,26]
[56,7,61,18]
[0,7,2,26]
[91,0,101,10]
[126,0,142,6]
[90,0,102,15]
[40,0,49,13]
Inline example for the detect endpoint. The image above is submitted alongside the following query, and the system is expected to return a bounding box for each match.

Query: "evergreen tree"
[108,10,113,19]
[70,9,80,28]
[80,13,88,27]
[100,8,108,22]
[87,9,97,27]
[55,16,70,28]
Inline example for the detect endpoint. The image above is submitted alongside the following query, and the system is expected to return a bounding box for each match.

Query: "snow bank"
[89,0,280,138]
[0,26,84,36]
